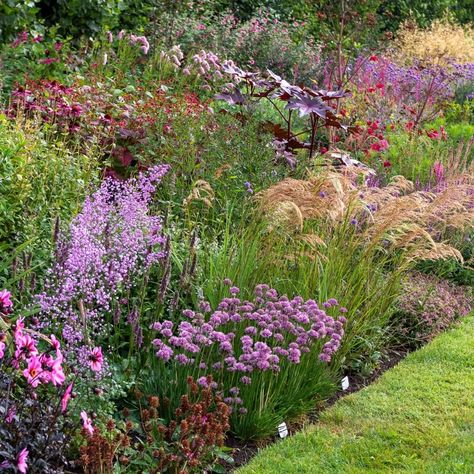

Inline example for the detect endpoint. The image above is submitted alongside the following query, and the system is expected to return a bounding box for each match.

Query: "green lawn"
[238,315,474,474]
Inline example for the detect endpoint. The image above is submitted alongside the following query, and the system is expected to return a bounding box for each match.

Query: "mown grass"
[238,315,474,474]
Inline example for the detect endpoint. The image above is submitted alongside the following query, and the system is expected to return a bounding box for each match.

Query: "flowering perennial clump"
[397,272,473,343]
[0,294,83,472]
[152,283,346,378]
[37,165,170,359]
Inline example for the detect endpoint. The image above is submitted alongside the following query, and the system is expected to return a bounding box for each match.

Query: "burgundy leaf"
[286,95,330,118]
[215,88,245,105]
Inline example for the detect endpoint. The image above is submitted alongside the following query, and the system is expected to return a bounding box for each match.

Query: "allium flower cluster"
[152,283,346,377]
[37,165,170,360]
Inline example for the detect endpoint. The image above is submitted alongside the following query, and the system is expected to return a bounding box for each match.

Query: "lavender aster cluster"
[37,165,170,355]
[152,282,346,379]
[354,56,473,123]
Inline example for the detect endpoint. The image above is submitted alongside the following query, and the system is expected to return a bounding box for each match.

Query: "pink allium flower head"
[89,346,103,372]
[81,411,94,435]
[0,341,5,359]
[61,383,74,412]
[17,448,28,474]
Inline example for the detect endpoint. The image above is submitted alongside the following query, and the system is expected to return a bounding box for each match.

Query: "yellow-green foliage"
[395,16,474,66]
[0,116,100,249]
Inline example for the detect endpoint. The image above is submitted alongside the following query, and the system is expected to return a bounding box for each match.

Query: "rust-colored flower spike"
[134,388,143,400]
[106,419,115,431]
[366,13,377,26]
[180,394,190,412]
[119,455,130,465]
[149,395,160,408]
[141,408,150,422]
[180,419,189,435]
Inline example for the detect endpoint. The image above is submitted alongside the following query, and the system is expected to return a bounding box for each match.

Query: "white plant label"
[277,422,288,438]
[341,376,350,391]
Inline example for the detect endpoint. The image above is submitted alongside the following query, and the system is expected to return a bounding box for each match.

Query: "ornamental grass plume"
[256,168,474,264]
[36,165,169,366]
[394,16,474,67]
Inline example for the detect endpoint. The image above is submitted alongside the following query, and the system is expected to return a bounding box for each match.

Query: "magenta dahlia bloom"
[0,289,13,314]
[61,383,74,412]
[16,448,28,474]
[88,347,103,372]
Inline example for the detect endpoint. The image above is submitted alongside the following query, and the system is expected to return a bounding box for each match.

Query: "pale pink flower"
[0,341,5,359]
[81,411,94,435]
[50,334,61,350]
[13,317,24,341]
[43,356,65,386]
[6,406,15,423]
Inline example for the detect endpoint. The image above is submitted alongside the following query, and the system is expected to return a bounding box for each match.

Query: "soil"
[222,347,410,472]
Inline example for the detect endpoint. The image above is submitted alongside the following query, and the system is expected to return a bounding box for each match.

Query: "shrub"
[151,9,323,85]
[0,1,39,44]
[0,30,71,97]
[36,0,124,40]
[393,272,473,346]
